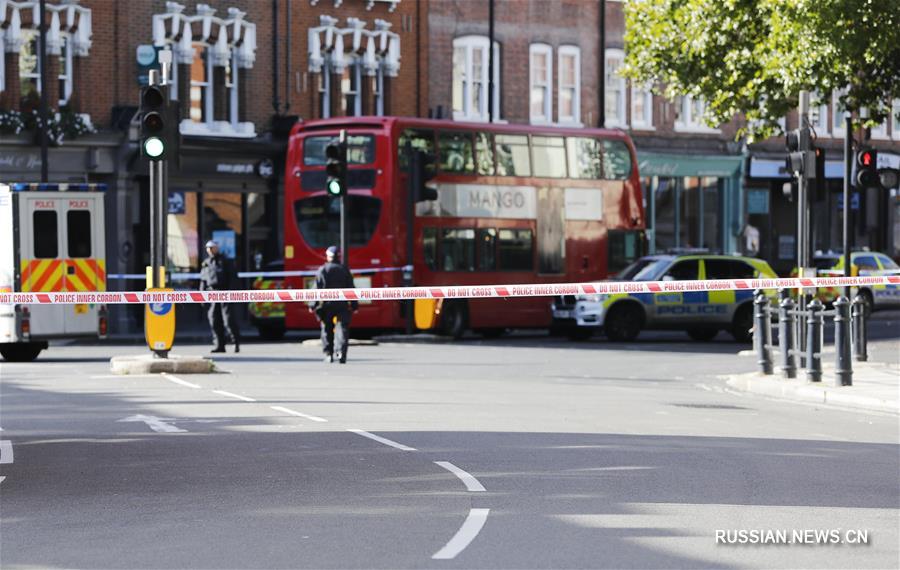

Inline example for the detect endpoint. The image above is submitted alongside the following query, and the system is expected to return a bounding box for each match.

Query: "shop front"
[636,151,745,256]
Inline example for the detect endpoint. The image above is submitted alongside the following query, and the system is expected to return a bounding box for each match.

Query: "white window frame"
[673,94,719,133]
[452,35,501,123]
[529,43,552,124]
[892,99,900,141]
[604,48,626,127]
[16,30,71,105]
[832,90,850,138]
[808,91,829,137]
[630,84,653,130]
[188,42,213,124]
[342,59,363,117]
[557,45,581,126]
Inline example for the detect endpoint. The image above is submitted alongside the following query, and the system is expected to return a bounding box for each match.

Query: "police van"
[0,183,108,361]
[551,253,778,342]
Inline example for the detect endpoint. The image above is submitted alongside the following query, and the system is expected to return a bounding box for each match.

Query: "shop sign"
[168,191,185,215]
[836,192,860,211]
[747,189,769,214]
[136,45,162,86]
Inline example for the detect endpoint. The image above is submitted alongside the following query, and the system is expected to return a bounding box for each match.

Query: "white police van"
[0,183,108,361]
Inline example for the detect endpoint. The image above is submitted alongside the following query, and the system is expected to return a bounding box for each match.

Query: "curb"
[110,354,216,375]
[724,373,899,415]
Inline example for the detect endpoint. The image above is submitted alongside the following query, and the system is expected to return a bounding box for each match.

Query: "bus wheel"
[0,343,44,362]
[730,304,754,343]
[604,304,643,342]
[257,325,286,341]
[440,302,468,339]
[687,328,719,342]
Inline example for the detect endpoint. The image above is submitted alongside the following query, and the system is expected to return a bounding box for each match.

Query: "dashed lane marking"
[0,440,13,464]
[270,406,328,422]
[212,390,256,402]
[434,461,486,492]
[431,508,490,560]
[161,374,201,389]
[347,429,416,451]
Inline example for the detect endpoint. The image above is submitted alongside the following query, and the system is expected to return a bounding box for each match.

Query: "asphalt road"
[1,322,898,569]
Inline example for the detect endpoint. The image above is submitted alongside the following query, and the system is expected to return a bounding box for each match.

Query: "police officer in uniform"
[200,240,240,353]
[311,246,356,363]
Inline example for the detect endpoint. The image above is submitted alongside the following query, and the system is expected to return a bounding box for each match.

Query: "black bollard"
[833,296,853,386]
[754,291,772,375]
[806,299,823,383]
[851,295,869,362]
[778,293,796,379]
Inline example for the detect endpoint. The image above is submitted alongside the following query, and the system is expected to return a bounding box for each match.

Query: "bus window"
[601,140,632,180]
[424,227,438,270]
[33,211,58,258]
[67,210,92,258]
[495,134,531,177]
[438,131,475,174]
[477,228,497,270]
[441,228,475,271]
[608,230,644,274]
[398,129,435,171]
[532,136,567,178]
[476,132,495,175]
[303,134,375,166]
[499,229,534,271]
[566,137,602,179]
[294,195,382,248]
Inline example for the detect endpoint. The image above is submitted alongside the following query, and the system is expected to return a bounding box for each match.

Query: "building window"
[452,35,501,122]
[1,1,92,100]
[529,43,552,123]
[892,99,900,141]
[604,49,626,127]
[808,92,829,136]
[832,90,850,138]
[674,95,718,132]
[342,61,363,117]
[152,4,257,138]
[558,46,580,125]
[631,84,653,129]
[865,107,889,140]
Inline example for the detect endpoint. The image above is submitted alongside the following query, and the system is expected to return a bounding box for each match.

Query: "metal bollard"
[778,293,796,379]
[806,299,823,383]
[754,291,772,375]
[851,295,869,362]
[833,296,853,386]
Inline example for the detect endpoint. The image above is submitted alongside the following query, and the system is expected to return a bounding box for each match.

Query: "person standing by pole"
[200,240,240,353]
[310,246,356,363]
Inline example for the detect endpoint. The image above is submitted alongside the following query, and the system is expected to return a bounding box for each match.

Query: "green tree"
[623,0,900,140]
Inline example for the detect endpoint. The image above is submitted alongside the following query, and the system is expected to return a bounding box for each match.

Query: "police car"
[551,254,778,342]
[248,260,286,340]
[811,251,900,315]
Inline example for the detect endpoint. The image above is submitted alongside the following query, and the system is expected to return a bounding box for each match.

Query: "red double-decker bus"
[283,116,645,337]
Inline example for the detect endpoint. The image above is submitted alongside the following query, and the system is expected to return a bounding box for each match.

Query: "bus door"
[61,195,104,334]
[19,196,66,335]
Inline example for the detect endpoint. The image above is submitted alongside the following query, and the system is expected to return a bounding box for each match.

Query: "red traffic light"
[856,147,876,168]
[861,151,873,167]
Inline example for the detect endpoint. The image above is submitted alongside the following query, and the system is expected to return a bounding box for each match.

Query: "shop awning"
[636,151,743,178]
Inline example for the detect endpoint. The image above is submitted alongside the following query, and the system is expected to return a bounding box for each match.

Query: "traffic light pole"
[338,130,348,271]
[796,91,810,349]
[843,116,852,296]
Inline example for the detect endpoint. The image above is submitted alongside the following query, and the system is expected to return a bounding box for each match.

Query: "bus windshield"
[303,135,376,166]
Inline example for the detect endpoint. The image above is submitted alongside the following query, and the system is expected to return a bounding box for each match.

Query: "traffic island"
[110,354,215,375]
[724,361,899,415]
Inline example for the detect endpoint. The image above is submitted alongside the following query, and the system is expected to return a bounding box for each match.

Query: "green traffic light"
[144,137,165,158]
[327,178,342,196]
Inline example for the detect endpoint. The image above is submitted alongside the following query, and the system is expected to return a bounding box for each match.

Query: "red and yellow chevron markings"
[20,259,64,292]
[65,259,107,292]
[19,258,106,292]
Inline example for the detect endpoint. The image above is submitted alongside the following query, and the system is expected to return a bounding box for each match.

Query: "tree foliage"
[623,0,900,141]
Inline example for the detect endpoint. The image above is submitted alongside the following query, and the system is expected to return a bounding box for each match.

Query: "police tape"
[1,275,897,306]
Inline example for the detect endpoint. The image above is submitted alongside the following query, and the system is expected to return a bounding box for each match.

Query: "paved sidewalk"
[725,349,899,414]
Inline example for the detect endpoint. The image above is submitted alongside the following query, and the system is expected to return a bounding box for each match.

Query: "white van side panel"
[0,185,15,342]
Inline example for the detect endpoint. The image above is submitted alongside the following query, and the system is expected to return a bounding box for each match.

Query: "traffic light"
[813,146,826,200]
[139,85,169,161]
[412,149,438,202]
[855,147,878,188]
[785,128,812,177]
[325,140,347,196]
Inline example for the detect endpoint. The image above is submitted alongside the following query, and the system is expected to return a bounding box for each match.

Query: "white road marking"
[161,374,201,389]
[431,508,490,560]
[270,406,328,422]
[0,440,13,464]
[0,476,5,484]
[434,461,486,492]
[90,374,158,379]
[213,390,256,402]
[347,429,416,451]
[117,415,186,433]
